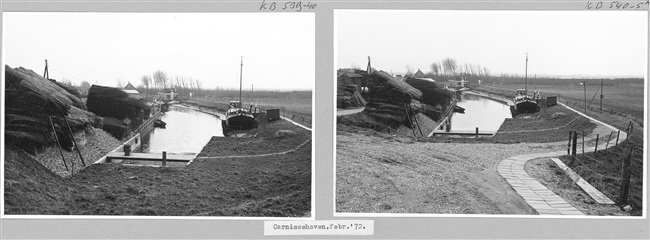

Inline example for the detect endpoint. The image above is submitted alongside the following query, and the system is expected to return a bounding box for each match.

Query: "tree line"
[401,57,642,87]
[402,57,492,85]
[137,70,203,100]
[57,70,203,100]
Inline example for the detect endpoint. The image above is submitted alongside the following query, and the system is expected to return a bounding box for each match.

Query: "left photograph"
[2,12,314,217]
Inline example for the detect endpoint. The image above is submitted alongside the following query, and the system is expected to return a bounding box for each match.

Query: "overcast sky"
[3,12,314,90]
[336,10,647,78]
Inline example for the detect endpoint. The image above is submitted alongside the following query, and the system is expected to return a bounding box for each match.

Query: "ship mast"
[525,53,528,95]
[239,56,243,106]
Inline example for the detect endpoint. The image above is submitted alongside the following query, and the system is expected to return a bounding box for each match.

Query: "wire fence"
[563,127,640,194]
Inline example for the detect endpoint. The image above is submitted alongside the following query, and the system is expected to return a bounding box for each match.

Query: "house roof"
[123,82,138,91]
[122,89,139,94]
[412,69,427,78]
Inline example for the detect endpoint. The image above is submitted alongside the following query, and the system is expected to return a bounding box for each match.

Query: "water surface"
[142,105,223,153]
[449,93,511,132]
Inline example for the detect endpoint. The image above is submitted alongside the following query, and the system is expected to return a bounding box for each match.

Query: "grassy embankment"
[478,82,645,216]
[186,90,312,127]
[476,82,643,125]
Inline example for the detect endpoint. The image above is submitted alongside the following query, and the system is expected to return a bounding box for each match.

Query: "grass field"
[477,82,644,124]
[196,90,312,120]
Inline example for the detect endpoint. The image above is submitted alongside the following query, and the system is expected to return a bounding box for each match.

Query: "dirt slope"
[336,129,555,214]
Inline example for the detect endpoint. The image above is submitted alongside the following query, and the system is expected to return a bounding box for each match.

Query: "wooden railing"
[133,111,162,136]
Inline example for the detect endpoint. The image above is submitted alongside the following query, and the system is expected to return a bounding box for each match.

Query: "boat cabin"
[516,89,527,95]
[229,101,243,108]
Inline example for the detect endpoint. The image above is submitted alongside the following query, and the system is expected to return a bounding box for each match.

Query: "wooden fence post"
[570,131,577,167]
[605,131,613,149]
[625,121,633,141]
[581,131,585,154]
[618,143,634,204]
[616,130,620,147]
[594,134,599,153]
[162,151,167,166]
[567,131,573,156]
[475,127,479,138]
[124,144,131,156]
[445,119,451,132]
[627,121,634,137]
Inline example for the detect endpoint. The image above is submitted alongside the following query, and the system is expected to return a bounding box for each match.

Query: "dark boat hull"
[514,100,539,113]
[226,114,257,130]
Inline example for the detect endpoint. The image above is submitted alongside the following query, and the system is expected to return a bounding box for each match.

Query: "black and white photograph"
[335,10,647,216]
[3,12,314,217]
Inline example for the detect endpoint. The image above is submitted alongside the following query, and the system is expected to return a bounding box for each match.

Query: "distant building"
[412,69,427,78]
[157,88,178,102]
[448,77,468,89]
[122,82,140,99]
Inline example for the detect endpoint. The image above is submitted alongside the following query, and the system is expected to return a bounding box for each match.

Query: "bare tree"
[195,79,202,97]
[79,81,91,95]
[141,75,151,98]
[429,62,441,76]
[482,67,491,80]
[442,58,458,77]
[116,78,125,88]
[405,65,415,77]
[153,70,169,89]
[195,79,202,90]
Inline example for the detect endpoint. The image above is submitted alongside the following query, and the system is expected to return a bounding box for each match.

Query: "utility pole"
[366,56,372,74]
[580,80,587,114]
[600,78,604,112]
[43,59,49,79]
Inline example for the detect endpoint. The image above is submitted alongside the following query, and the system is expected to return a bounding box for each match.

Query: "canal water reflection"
[142,105,223,154]
[450,93,511,132]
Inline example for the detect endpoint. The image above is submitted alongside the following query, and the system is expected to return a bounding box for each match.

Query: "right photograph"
[335,10,647,216]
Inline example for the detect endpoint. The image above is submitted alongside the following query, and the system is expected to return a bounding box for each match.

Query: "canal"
[449,92,511,132]
[141,105,223,154]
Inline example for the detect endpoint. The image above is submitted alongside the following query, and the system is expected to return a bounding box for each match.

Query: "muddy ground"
[4,108,312,216]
